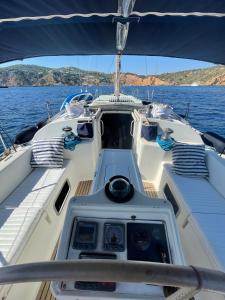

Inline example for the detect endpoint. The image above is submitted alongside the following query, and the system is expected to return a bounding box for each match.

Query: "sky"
[0,55,215,75]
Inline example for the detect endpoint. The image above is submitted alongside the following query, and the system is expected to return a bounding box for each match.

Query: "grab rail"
[100,120,104,136]
[0,260,224,297]
[130,120,134,136]
[0,122,17,155]
[0,132,8,153]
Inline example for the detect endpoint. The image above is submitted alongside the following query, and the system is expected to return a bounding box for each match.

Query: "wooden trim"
[75,180,92,196]
[36,281,55,300]
[143,181,158,198]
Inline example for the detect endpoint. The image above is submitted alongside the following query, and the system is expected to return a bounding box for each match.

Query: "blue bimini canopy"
[1,0,225,64]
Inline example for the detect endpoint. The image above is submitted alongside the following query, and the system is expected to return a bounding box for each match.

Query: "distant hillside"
[1,64,225,86]
[0,65,112,86]
[158,65,225,85]
[0,64,168,87]
[120,73,169,86]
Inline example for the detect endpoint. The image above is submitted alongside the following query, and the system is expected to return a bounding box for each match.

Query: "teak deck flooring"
[143,181,158,198]
[74,180,92,196]
[36,180,92,300]
[36,282,55,300]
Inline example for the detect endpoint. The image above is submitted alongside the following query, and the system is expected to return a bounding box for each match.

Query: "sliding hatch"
[100,112,133,149]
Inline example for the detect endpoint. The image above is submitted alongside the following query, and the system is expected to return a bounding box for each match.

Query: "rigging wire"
[76,56,82,91]
[0,122,16,151]
[86,56,92,92]
[145,56,156,102]
[94,55,99,97]
[145,56,150,101]
[108,55,115,94]
[108,56,115,74]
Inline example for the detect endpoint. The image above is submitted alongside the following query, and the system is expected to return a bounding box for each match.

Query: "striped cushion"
[172,143,208,177]
[31,138,64,168]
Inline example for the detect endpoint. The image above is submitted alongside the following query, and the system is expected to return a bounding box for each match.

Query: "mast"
[114,1,136,99]
[114,53,122,98]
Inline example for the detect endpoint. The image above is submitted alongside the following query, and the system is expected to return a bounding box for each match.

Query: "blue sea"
[0,85,225,151]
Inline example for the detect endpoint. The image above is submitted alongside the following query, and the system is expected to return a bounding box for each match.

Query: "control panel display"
[104,223,125,251]
[73,221,98,250]
[127,222,170,263]
[75,252,116,292]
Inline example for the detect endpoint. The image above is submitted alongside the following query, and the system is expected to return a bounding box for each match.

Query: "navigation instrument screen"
[73,221,98,250]
[104,223,125,251]
[127,222,170,263]
[78,226,94,242]
[75,253,116,292]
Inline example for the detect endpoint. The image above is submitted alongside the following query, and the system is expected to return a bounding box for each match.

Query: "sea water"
[0,85,225,152]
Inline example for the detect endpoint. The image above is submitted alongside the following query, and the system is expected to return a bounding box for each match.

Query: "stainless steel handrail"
[0,132,8,153]
[0,260,225,295]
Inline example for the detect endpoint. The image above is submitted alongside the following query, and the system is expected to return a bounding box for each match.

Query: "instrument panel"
[70,219,170,262]
[52,187,185,300]
[127,222,170,263]
[75,252,116,292]
[72,220,125,252]
[73,221,98,250]
[104,223,125,251]
[68,218,171,292]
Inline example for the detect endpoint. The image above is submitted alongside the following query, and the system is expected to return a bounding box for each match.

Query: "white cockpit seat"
[0,207,41,266]
[163,164,225,215]
[162,164,225,270]
[191,213,225,269]
[0,160,70,265]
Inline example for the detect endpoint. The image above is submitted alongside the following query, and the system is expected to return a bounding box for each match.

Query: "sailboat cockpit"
[1,1,225,300]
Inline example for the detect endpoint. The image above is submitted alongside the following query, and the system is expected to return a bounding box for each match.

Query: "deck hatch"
[164,184,179,216]
[55,180,70,213]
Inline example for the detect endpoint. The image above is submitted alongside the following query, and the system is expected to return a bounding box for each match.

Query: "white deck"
[161,164,225,272]
[92,149,144,193]
[0,161,70,265]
